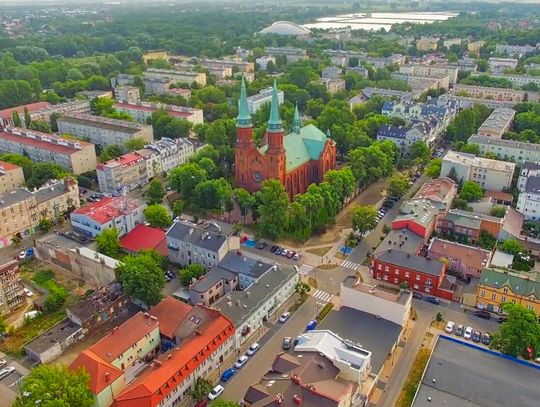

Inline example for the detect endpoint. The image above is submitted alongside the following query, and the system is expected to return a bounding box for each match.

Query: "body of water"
[304,12,458,32]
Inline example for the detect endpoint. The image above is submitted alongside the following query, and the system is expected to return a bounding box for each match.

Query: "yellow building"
[476,268,540,315]
[142,50,169,63]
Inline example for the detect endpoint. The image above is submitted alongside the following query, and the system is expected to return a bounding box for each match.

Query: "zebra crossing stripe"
[313,290,333,303]
[340,260,359,270]
[298,264,313,275]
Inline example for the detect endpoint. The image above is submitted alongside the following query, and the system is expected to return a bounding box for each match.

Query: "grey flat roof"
[375,249,445,277]
[34,180,69,204]
[376,228,425,256]
[219,251,274,279]
[318,307,401,374]
[413,337,540,407]
[190,267,236,293]
[24,319,82,353]
[166,221,227,252]
[0,188,33,210]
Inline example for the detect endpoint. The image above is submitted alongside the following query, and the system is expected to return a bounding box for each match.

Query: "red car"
[240,235,248,244]
[286,251,296,259]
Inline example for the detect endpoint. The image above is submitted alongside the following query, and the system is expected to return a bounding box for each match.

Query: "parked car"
[0,367,15,380]
[444,321,455,333]
[240,236,248,244]
[306,320,317,331]
[412,292,423,300]
[281,249,289,257]
[282,337,292,350]
[234,355,249,369]
[454,324,464,337]
[279,312,291,323]
[220,368,236,382]
[286,251,296,259]
[0,360,6,368]
[18,251,26,260]
[464,326,473,340]
[256,242,267,249]
[275,247,283,255]
[497,316,507,324]
[270,245,279,253]
[472,330,482,343]
[474,310,491,320]
[195,400,207,407]
[425,296,440,305]
[292,253,301,261]
[247,343,260,356]
[23,288,33,297]
[482,333,491,345]
[208,385,224,400]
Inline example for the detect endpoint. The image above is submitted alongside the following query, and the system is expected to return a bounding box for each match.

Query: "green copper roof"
[259,124,330,172]
[292,103,301,134]
[480,268,540,299]
[236,77,252,128]
[267,80,283,133]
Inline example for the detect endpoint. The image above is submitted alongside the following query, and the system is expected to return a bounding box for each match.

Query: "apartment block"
[114,86,141,104]
[0,161,24,193]
[0,177,80,248]
[319,77,346,94]
[255,55,275,70]
[377,117,443,152]
[246,86,284,114]
[416,37,439,51]
[443,38,462,48]
[495,44,536,58]
[199,58,254,73]
[399,64,459,84]
[322,66,342,79]
[468,134,540,165]
[0,258,24,315]
[427,238,492,277]
[436,209,503,242]
[70,196,145,238]
[467,41,485,55]
[0,127,97,174]
[477,108,515,138]
[0,100,90,128]
[265,47,308,62]
[97,153,148,195]
[115,101,203,125]
[57,114,154,150]
[145,68,207,87]
[381,100,452,125]
[392,72,450,96]
[488,57,519,73]
[453,84,539,103]
[143,77,171,96]
[516,174,540,220]
[470,72,540,88]
[143,137,195,174]
[441,150,515,191]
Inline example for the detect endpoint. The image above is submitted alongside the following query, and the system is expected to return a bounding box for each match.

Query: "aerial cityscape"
[0,0,540,406]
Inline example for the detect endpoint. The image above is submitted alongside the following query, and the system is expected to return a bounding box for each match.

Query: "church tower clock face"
[253,171,263,182]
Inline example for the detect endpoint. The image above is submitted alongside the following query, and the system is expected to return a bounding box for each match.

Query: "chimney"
[104,372,110,382]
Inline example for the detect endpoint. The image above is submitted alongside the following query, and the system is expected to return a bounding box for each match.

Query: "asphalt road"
[220,296,317,403]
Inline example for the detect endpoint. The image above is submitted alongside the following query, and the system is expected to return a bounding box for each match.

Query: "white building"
[322,66,342,79]
[468,134,540,166]
[477,108,515,138]
[488,57,518,73]
[144,137,195,174]
[517,175,540,220]
[255,56,276,70]
[114,86,141,104]
[115,101,203,125]
[495,44,537,58]
[440,150,516,191]
[399,64,459,84]
[246,87,284,114]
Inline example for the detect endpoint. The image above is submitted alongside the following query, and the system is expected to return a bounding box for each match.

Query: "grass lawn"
[318,264,338,270]
[396,344,432,407]
[335,252,347,260]
[306,246,332,257]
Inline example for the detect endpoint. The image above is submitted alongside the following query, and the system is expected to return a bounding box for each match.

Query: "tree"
[424,159,442,178]
[190,378,213,402]
[460,181,483,201]
[324,168,356,207]
[144,204,173,228]
[99,144,122,162]
[256,180,289,240]
[234,188,254,222]
[37,217,53,233]
[500,239,525,255]
[490,303,540,358]
[125,137,147,151]
[172,200,184,217]
[13,364,94,407]
[145,179,165,205]
[96,228,121,258]
[29,119,52,133]
[168,163,207,198]
[409,141,430,165]
[11,111,21,127]
[23,107,31,128]
[180,263,206,286]
[490,206,507,218]
[118,252,166,306]
[476,230,497,250]
[352,205,378,236]
[387,173,410,198]
[0,314,5,335]
[295,281,311,300]
[90,97,115,115]
[27,162,67,190]
[436,312,443,322]
[194,178,233,210]
[45,286,68,312]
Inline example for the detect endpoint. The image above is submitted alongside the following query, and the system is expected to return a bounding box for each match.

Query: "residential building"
[119,224,167,256]
[116,101,203,125]
[451,94,516,109]
[0,177,79,248]
[372,249,454,300]
[0,257,24,315]
[246,86,284,114]
[322,66,342,79]
[427,238,492,277]
[361,87,413,100]
[470,72,540,88]
[66,283,127,332]
[518,161,540,191]
[68,247,120,288]
[498,207,524,242]
[399,64,459,84]
[97,153,148,195]
[111,73,136,88]
[143,137,195,175]
[57,114,154,151]
[244,330,372,406]
[255,55,276,70]
[392,72,450,95]
[0,101,51,127]
[319,78,346,94]
[143,77,172,96]
[0,100,91,128]
[0,161,24,193]
[443,38,462,48]
[79,90,113,100]
[516,175,540,220]
[414,177,458,207]
[381,100,452,125]
[341,278,412,326]
[164,87,191,99]
[440,150,516,191]
[145,68,207,87]
[416,37,439,51]
[0,127,97,174]
[25,319,83,364]
[235,80,336,198]
[213,262,299,346]
[476,268,540,315]
[477,108,515,138]
[114,86,141,104]
[166,219,240,268]
[147,296,192,346]
[376,117,443,154]
[469,134,540,165]
[70,196,145,238]
[348,94,368,110]
[391,199,444,241]
[346,65,369,77]
[142,50,169,63]
[436,209,503,242]
[467,41,485,55]
[453,84,539,102]
[488,57,518,73]
[200,58,254,73]
[325,51,406,68]
[495,44,536,58]
[265,47,308,62]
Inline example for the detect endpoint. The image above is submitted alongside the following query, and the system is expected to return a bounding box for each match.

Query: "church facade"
[234,79,337,198]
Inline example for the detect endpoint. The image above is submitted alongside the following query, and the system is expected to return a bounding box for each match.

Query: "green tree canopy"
[118,251,166,306]
[144,204,173,228]
[168,163,207,198]
[256,179,289,240]
[190,378,213,402]
[96,228,121,258]
[424,159,442,178]
[234,187,255,222]
[460,181,483,202]
[145,179,166,205]
[352,205,378,236]
[409,141,430,165]
[180,263,206,286]
[387,173,410,198]
[500,239,525,255]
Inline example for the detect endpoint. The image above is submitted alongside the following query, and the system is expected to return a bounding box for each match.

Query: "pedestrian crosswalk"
[297,264,313,275]
[340,260,360,270]
[312,289,333,303]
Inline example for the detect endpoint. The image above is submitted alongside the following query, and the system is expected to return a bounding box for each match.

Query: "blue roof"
[377,124,408,139]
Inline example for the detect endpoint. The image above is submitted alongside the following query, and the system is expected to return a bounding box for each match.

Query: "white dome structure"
[259,21,311,36]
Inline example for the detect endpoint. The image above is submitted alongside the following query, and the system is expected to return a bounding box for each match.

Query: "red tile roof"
[89,312,159,364]
[0,160,21,172]
[119,224,168,256]
[72,197,142,225]
[0,128,92,155]
[114,310,235,407]
[485,189,514,203]
[148,296,192,339]
[69,350,123,393]
[100,153,146,169]
[0,102,51,119]
[115,102,192,118]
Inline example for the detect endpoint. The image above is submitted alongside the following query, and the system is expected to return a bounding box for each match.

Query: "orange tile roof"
[114,310,235,407]
[72,196,143,225]
[148,296,192,339]
[0,160,21,172]
[69,350,123,394]
[413,177,456,205]
[90,312,159,364]
[0,102,51,119]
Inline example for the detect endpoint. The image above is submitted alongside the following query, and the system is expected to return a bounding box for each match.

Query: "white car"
[208,385,224,400]
[0,366,15,380]
[234,355,249,369]
[444,321,455,333]
[18,251,26,260]
[281,249,289,257]
[246,343,260,356]
[464,326,473,340]
[279,312,291,323]
[0,359,6,368]
[23,288,33,297]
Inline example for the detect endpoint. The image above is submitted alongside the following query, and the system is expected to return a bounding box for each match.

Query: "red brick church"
[235,79,336,197]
